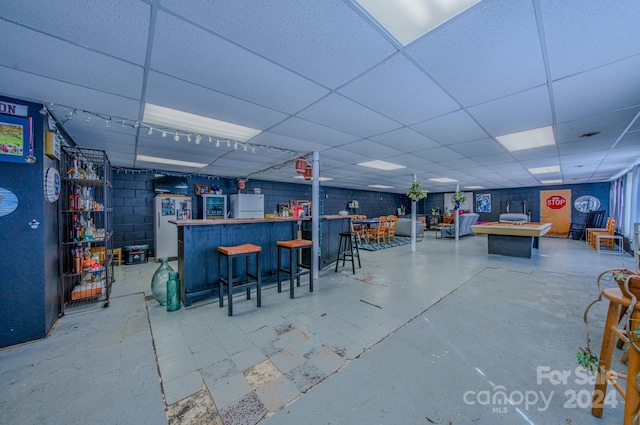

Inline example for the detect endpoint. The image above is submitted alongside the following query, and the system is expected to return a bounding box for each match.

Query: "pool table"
[471,222,553,258]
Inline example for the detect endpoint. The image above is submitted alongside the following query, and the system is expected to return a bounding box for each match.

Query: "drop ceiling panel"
[509,146,559,161]
[159,0,397,89]
[447,138,506,157]
[268,117,359,147]
[553,55,640,123]
[0,68,141,120]
[413,146,463,162]
[555,107,640,143]
[338,54,459,125]
[0,21,143,99]
[406,0,546,106]
[320,148,370,164]
[541,0,640,79]
[467,86,552,137]
[338,140,403,159]
[296,94,402,137]
[370,127,440,152]
[558,139,617,155]
[472,152,516,166]
[151,11,329,114]
[248,132,330,154]
[411,110,488,144]
[1,0,151,64]
[145,72,288,131]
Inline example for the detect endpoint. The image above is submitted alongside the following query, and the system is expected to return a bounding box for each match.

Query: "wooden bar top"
[170,215,350,226]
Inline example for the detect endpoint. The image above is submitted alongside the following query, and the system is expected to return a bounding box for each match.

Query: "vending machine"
[154,195,192,259]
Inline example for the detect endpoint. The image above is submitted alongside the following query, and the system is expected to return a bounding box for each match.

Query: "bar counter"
[171,215,350,306]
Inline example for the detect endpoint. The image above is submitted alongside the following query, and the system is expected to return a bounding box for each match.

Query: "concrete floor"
[0,231,633,424]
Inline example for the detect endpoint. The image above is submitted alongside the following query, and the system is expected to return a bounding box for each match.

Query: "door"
[540,190,571,237]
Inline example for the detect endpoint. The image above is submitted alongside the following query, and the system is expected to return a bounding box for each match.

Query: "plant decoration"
[452,190,466,210]
[431,207,438,214]
[407,181,427,202]
[399,205,406,214]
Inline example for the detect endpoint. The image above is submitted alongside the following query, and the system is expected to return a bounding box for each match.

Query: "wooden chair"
[350,215,366,242]
[386,215,398,242]
[365,216,388,244]
[589,218,616,249]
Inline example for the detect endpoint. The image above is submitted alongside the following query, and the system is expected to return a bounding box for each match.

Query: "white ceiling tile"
[151,11,329,114]
[447,138,506,157]
[296,94,402,137]
[553,55,640,123]
[411,110,488,144]
[540,0,640,79]
[269,117,359,147]
[467,86,552,137]
[413,146,463,162]
[338,140,404,159]
[555,107,640,143]
[509,146,559,161]
[0,21,143,99]
[1,0,151,64]
[338,54,459,124]
[370,127,440,152]
[248,132,332,154]
[159,0,397,88]
[406,0,546,106]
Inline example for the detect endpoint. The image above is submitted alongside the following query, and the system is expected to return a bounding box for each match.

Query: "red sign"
[546,196,566,209]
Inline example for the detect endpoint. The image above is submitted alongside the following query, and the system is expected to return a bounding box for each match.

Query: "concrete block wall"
[112,169,610,256]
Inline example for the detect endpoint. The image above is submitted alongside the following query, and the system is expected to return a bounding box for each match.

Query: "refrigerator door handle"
[157,212,160,228]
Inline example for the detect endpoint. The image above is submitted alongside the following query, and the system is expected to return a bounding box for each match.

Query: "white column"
[311,151,320,280]
[455,184,460,241]
[411,174,417,252]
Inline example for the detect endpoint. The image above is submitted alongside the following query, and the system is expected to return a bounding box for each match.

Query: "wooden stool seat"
[218,244,261,316]
[592,287,640,423]
[277,239,313,298]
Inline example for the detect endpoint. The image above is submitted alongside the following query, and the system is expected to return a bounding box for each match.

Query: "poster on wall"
[573,195,601,213]
[475,194,491,213]
[0,115,33,164]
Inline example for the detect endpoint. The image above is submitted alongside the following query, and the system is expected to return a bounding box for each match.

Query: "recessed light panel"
[136,155,208,168]
[357,160,406,171]
[368,184,395,189]
[528,165,560,175]
[429,177,458,183]
[540,179,563,184]
[355,0,480,46]
[464,185,485,189]
[143,103,261,142]
[496,126,556,152]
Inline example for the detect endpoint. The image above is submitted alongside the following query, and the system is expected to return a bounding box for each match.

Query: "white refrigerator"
[230,194,264,218]
[154,195,192,259]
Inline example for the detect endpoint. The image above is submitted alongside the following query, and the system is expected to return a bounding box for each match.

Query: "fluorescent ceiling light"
[143,103,261,142]
[429,177,458,183]
[368,184,395,189]
[540,179,563,184]
[356,0,480,46]
[357,160,406,171]
[528,165,561,175]
[496,126,555,152]
[464,185,485,189]
[136,154,208,168]
[293,176,334,182]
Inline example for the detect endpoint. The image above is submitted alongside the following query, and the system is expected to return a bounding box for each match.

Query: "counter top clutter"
[170,217,311,226]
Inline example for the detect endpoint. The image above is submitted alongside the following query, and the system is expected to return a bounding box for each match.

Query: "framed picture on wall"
[194,183,211,195]
[0,115,32,164]
[475,193,491,213]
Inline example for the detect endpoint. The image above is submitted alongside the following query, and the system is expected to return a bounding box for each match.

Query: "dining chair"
[365,216,388,244]
[350,215,365,243]
[386,215,398,242]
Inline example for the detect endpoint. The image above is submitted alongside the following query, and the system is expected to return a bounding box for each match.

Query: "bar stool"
[218,244,261,316]
[592,286,640,423]
[277,239,314,298]
[335,232,361,274]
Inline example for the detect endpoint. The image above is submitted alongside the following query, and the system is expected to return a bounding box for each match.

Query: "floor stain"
[167,385,222,425]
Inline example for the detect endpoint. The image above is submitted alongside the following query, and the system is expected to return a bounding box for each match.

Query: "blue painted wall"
[112,169,610,255]
[0,96,59,348]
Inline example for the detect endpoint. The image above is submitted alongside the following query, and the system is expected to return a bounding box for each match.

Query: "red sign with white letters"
[546,196,566,209]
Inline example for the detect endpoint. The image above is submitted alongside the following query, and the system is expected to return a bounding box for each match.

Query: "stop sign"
[546,196,566,209]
